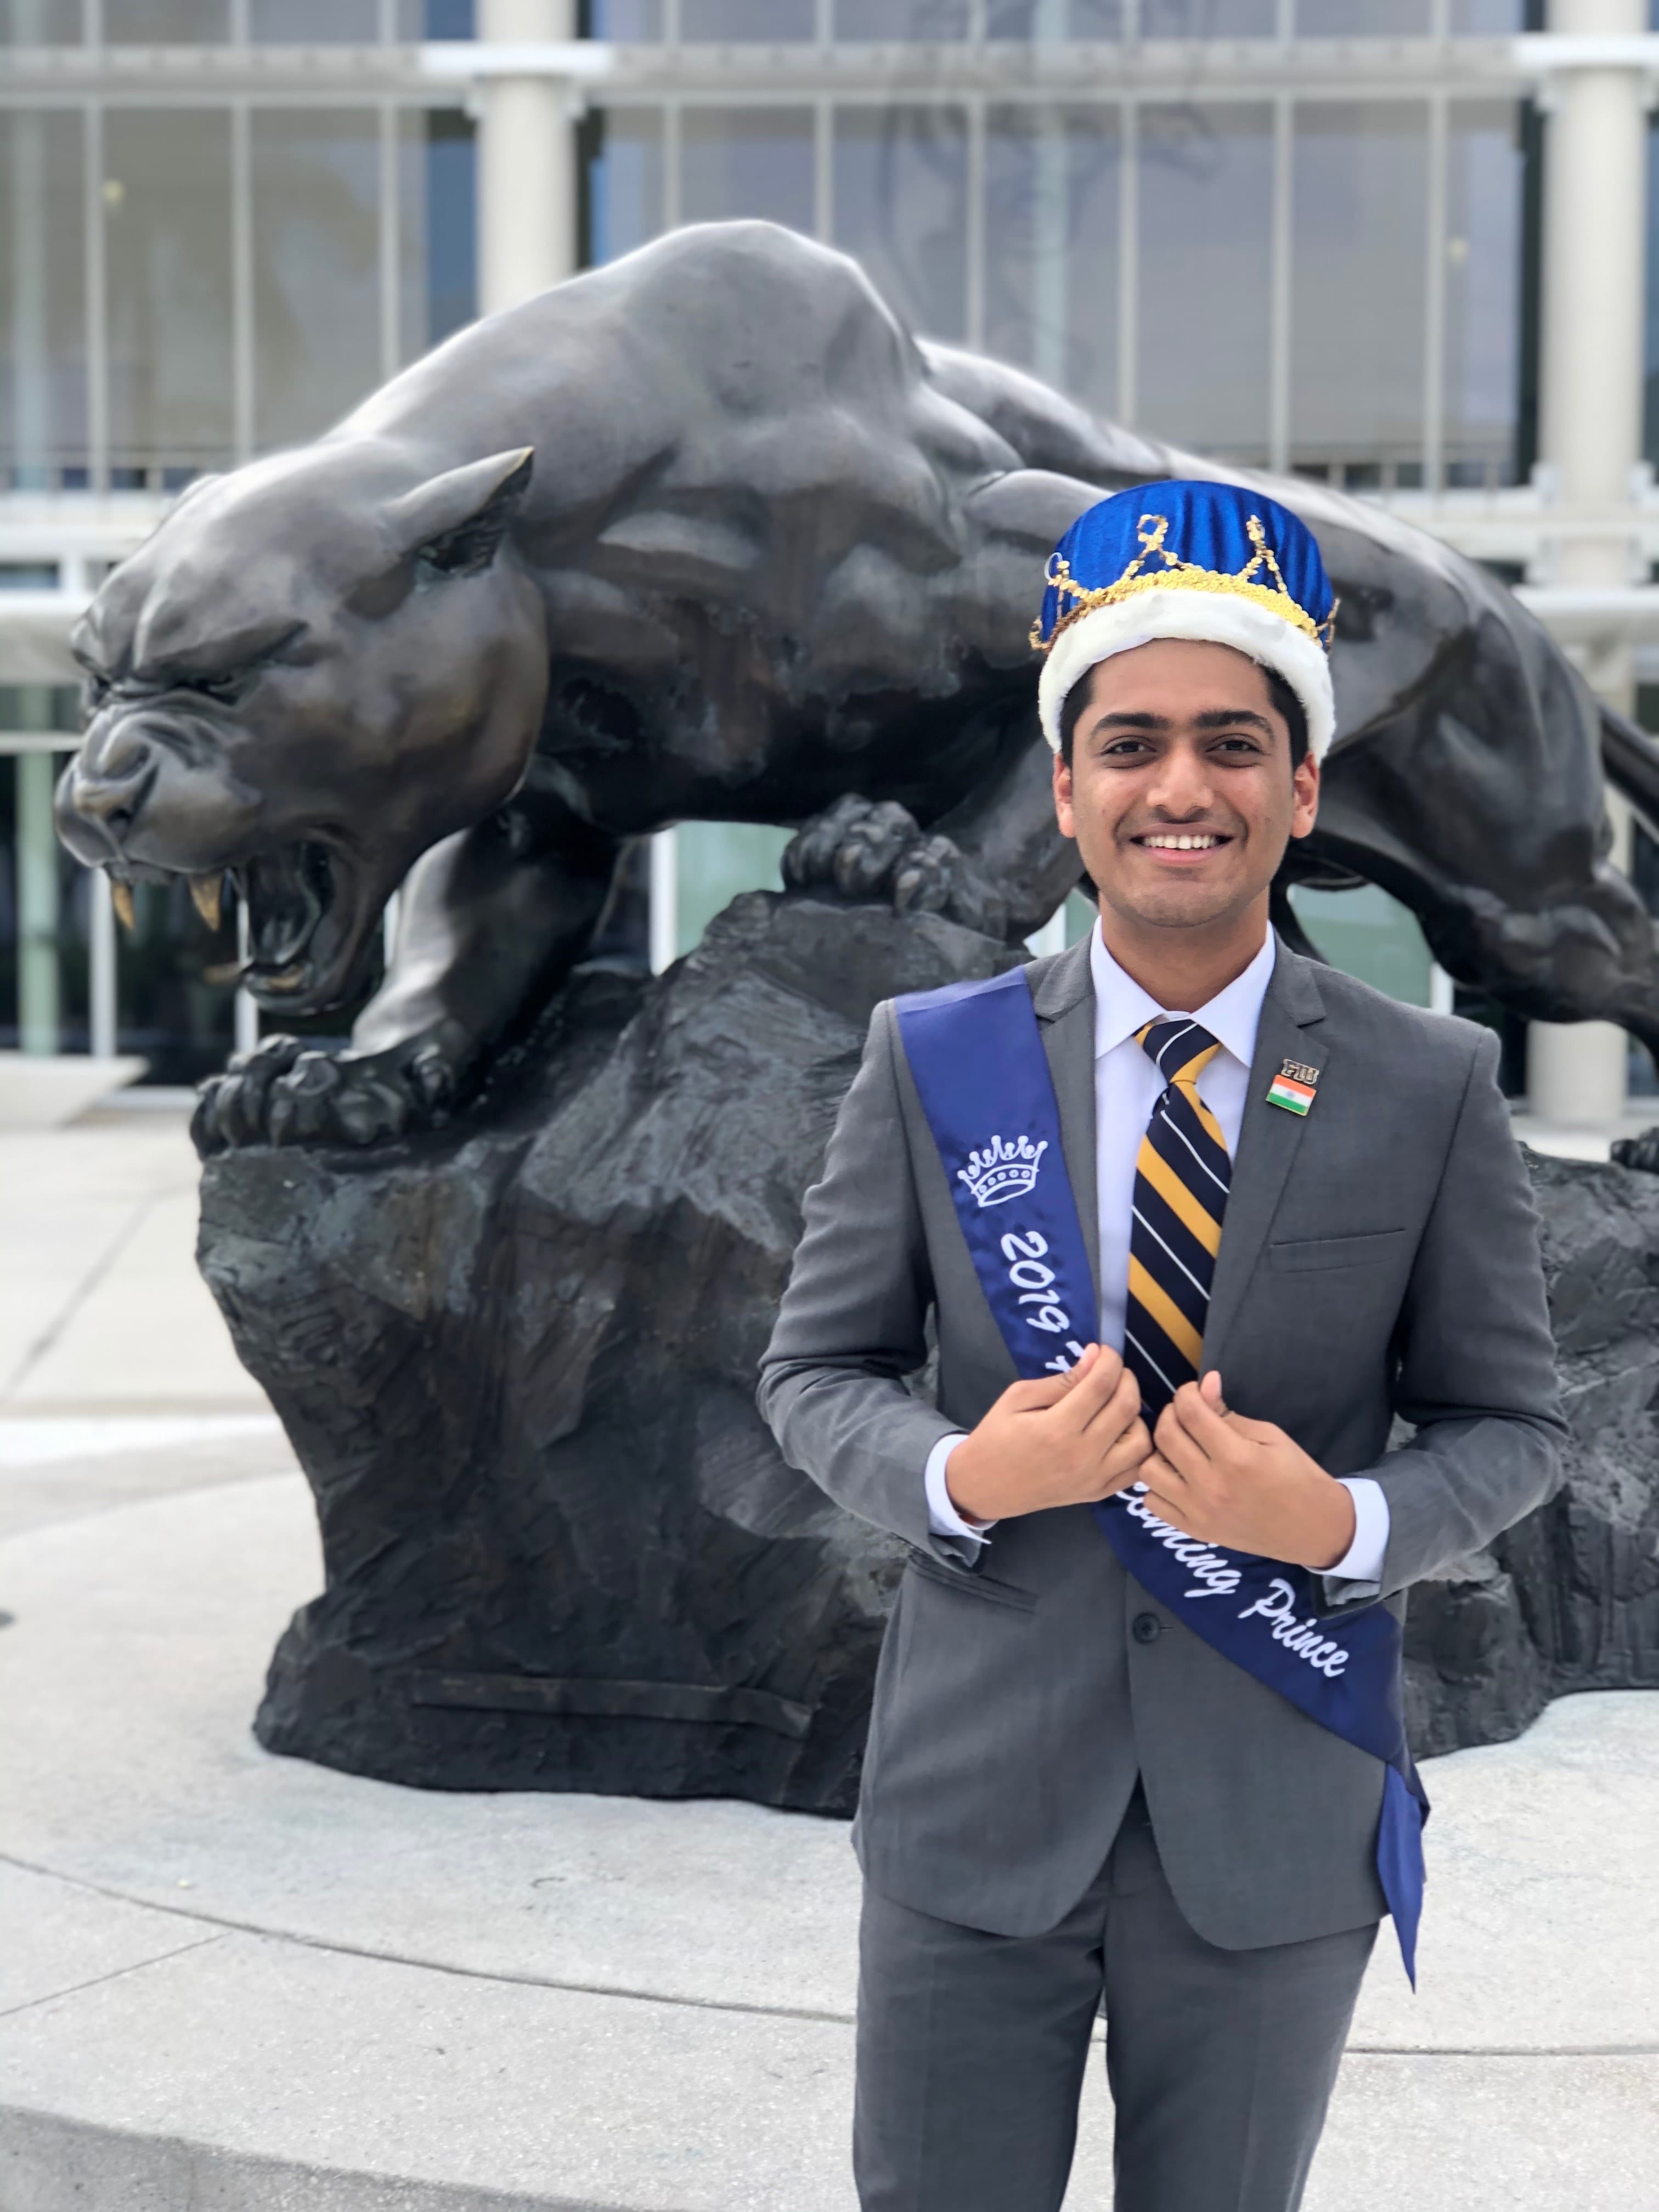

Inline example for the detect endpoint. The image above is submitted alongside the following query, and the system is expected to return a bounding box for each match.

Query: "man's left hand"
[1142,1373,1357,1572]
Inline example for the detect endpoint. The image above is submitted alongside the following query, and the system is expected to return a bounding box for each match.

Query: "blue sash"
[895,964,1428,1983]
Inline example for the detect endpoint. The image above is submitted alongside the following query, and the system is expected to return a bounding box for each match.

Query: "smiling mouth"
[104,838,366,1011]
[1132,831,1232,854]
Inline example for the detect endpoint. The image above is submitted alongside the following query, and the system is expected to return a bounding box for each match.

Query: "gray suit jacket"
[758,933,1565,1948]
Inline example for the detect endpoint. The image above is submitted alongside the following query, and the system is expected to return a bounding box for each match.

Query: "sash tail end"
[1378,1760,1428,1988]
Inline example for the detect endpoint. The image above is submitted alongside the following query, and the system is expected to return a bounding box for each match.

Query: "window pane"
[835,0,969,33]
[1452,0,1523,26]
[425,110,476,347]
[252,111,381,453]
[1291,101,1428,481]
[682,0,812,36]
[104,109,233,483]
[1,1,83,40]
[1443,102,1523,488]
[674,825,792,957]
[1138,103,1272,459]
[1296,0,1428,29]
[1143,0,1272,30]
[985,3,1131,32]
[682,108,813,232]
[589,108,664,264]
[394,109,425,369]
[834,105,967,341]
[589,0,663,31]
[1290,883,1433,1009]
[251,0,377,36]
[104,0,228,38]
[2,740,91,1059]
[1,108,87,488]
[985,103,1118,413]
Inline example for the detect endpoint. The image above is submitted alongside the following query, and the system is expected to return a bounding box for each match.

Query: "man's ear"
[1290,749,1321,840]
[384,448,534,578]
[1053,746,1077,840]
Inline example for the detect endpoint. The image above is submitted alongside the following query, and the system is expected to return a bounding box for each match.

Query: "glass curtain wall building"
[1,1,1646,1084]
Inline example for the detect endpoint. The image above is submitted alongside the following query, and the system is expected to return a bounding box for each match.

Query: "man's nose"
[57,720,159,850]
[1144,748,1214,815]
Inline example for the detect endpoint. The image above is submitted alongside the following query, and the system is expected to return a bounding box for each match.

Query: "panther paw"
[781,794,1006,938]
[191,1032,459,1157]
[1611,1126,1659,1175]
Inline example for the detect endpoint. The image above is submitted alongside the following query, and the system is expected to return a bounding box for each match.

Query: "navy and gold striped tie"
[1124,1017,1230,1420]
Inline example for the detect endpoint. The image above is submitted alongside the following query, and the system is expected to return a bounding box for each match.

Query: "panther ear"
[385,448,534,578]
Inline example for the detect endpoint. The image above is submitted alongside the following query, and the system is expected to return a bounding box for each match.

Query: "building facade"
[3,2,1657,1109]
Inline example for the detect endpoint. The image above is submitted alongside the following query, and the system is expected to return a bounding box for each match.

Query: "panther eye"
[190,671,250,706]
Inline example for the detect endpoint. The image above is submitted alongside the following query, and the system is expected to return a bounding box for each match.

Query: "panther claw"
[1611,1127,1659,1175]
[192,1035,457,1157]
[782,794,1006,938]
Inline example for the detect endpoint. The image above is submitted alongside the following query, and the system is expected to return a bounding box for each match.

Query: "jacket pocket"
[904,1548,1038,1612]
[1269,1227,1406,1273]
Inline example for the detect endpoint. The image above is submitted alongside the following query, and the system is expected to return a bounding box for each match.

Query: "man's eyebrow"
[1085,707,1276,735]
[1194,707,1274,733]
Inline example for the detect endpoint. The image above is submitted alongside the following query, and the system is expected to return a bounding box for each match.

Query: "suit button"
[1132,1612,1161,1645]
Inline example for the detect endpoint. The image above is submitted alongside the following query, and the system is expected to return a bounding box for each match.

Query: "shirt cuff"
[924,1433,995,1545]
[1325,1476,1389,1585]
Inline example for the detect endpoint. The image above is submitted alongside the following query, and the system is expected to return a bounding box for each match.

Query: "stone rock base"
[198,893,1014,1814]
[196,897,1659,1805]
[1403,1148,1659,1754]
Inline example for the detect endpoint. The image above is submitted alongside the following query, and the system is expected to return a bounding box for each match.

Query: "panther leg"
[194,772,623,1154]
[929,723,1084,940]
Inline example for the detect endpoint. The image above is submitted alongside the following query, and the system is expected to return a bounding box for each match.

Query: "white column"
[1026,907,1068,959]
[648,828,679,975]
[1528,0,1647,1124]
[16,742,61,1056]
[235,903,259,1059]
[477,0,580,318]
[89,866,117,1059]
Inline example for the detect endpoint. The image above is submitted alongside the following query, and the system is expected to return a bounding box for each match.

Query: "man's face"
[1052,637,1319,935]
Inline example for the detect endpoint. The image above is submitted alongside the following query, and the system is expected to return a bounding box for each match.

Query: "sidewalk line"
[0,1933,228,2023]
[1,1188,165,1404]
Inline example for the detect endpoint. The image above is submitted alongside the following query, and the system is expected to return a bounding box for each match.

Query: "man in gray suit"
[757,481,1564,2212]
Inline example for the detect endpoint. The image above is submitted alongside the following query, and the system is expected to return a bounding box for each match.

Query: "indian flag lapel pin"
[1266,1058,1319,1117]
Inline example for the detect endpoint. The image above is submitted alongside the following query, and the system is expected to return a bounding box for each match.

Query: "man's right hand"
[944,1345,1152,1524]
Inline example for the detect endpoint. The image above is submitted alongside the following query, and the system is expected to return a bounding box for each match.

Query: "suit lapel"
[1203,939,1328,1367]
[1030,935,1102,1312]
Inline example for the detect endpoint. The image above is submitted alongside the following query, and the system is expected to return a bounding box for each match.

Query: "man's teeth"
[1141,833,1223,850]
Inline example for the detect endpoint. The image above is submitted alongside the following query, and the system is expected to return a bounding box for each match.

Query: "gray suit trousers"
[854,1787,1377,2212]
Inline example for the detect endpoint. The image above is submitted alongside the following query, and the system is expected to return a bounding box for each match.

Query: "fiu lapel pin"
[1266,1058,1319,1117]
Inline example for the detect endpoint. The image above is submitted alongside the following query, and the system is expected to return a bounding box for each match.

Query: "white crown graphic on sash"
[958,1134,1048,1208]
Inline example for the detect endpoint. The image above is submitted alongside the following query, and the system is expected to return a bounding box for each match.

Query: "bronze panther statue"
[53,219,1659,1153]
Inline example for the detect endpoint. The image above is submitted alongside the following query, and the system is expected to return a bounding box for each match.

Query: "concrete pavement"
[0,1101,268,1418]
[1,1436,1655,2210]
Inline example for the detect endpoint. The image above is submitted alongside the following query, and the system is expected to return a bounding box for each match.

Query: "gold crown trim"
[1030,511,1338,656]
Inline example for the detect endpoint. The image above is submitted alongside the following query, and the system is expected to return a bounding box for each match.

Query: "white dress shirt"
[923,924,1390,1588]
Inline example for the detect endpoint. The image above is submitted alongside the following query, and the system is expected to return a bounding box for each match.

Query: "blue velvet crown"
[1030,481,1337,656]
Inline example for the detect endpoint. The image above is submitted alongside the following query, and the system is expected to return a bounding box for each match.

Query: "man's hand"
[1141,1373,1357,1571]
[945,1345,1152,1524]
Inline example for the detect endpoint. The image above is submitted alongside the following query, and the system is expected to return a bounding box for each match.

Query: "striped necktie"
[1124,1017,1231,1421]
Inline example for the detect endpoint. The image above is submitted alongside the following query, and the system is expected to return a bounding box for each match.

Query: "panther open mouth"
[105,837,377,1016]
